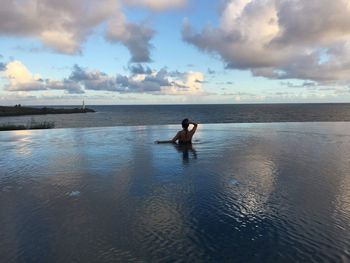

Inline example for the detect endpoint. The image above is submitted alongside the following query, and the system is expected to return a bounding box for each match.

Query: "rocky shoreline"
[0,106,95,117]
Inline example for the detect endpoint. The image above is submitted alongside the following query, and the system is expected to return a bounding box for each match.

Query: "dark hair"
[182,118,189,130]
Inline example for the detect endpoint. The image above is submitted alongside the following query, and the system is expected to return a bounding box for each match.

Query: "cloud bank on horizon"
[3,60,206,96]
[183,0,350,85]
[1,0,350,104]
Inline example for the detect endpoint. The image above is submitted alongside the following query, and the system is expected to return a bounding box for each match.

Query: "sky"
[1,0,350,105]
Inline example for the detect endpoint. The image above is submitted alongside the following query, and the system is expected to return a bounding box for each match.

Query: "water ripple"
[1,123,350,262]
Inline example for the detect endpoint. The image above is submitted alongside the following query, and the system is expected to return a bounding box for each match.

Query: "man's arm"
[189,121,198,134]
[156,140,175,144]
[156,132,179,144]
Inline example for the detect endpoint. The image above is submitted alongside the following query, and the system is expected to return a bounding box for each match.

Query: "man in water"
[156,119,198,144]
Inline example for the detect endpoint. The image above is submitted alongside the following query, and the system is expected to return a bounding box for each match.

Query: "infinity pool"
[1,123,350,262]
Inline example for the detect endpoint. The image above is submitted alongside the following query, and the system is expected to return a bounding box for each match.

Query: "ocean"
[1,103,350,128]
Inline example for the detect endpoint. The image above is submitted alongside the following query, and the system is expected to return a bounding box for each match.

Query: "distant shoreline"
[0,106,95,117]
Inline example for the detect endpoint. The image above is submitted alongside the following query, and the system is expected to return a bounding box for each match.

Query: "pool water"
[1,123,350,262]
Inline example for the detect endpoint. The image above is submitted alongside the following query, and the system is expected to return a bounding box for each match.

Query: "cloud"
[106,14,155,62]
[182,0,350,84]
[208,68,216,74]
[4,60,46,91]
[68,64,116,91]
[2,60,208,96]
[115,68,208,95]
[115,73,166,93]
[221,91,265,102]
[164,71,208,95]
[0,0,187,61]
[281,81,318,89]
[125,0,186,11]
[4,60,84,93]
[0,0,116,54]
[31,64,117,93]
[46,80,85,94]
[128,64,152,75]
[67,64,171,93]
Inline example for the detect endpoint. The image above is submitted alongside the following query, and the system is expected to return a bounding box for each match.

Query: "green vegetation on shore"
[0,121,55,131]
[0,105,95,117]
[0,124,26,131]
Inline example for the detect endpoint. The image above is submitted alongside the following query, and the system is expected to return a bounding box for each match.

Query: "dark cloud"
[144,74,171,86]
[116,75,129,87]
[124,23,154,63]
[208,68,215,74]
[115,68,171,93]
[129,64,152,75]
[0,54,5,71]
[68,65,116,91]
[47,79,85,94]
[107,21,154,62]
[6,82,48,92]
[65,65,199,95]
[69,65,93,81]
[116,75,162,93]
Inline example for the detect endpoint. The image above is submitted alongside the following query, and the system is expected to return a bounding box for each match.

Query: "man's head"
[182,118,189,130]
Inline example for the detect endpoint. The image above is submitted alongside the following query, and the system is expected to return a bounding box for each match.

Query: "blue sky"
[1,0,350,105]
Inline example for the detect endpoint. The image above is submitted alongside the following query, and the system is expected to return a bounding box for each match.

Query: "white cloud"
[40,30,81,55]
[4,60,84,93]
[164,71,206,95]
[5,60,45,90]
[0,0,187,61]
[125,0,186,11]
[182,0,350,84]
[0,0,116,54]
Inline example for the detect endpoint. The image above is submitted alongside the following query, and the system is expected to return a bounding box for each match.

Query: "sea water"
[1,122,350,262]
[1,103,350,128]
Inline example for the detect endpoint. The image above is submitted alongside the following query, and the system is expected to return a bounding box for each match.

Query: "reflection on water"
[174,144,197,163]
[1,123,350,262]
